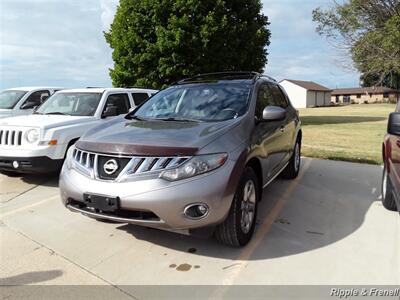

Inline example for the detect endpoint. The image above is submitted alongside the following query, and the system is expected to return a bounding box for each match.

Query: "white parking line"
[0,195,59,219]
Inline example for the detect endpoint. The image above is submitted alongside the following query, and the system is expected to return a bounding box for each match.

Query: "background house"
[331,87,399,104]
[280,79,332,108]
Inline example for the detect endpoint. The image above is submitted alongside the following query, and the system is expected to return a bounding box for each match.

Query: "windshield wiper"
[44,112,69,116]
[127,115,147,121]
[156,117,200,122]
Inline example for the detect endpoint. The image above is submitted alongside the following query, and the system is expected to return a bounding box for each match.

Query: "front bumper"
[0,156,63,173]
[59,160,238,230]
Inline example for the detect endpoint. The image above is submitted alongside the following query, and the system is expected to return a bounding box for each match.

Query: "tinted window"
[268,84,288,108]
[132,93,149,106]
[255,84,274,119]
[133,83,251,122]
[23,90,50,108]
[104,93,130,115]
[0,90,27,109]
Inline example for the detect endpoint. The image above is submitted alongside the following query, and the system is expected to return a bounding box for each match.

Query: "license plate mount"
[83,193,119,212]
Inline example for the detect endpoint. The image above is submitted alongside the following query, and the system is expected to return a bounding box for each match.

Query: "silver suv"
[60,72,302,247]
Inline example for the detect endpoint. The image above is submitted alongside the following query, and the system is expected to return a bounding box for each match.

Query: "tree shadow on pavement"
[117,158,383,260]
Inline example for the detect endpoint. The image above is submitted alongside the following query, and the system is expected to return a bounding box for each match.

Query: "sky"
[0,0,360,90]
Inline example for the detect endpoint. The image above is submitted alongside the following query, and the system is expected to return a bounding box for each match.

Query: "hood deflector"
[76,141,198,157]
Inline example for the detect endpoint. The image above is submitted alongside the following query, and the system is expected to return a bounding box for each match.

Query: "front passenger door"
[268,83,295,163]
[252,83,288,181]
[102,93,131,118]
[17,90,50,116]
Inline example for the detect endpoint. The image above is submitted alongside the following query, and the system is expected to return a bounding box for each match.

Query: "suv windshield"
[0,90,27,109]
[131,83,251,122]
[36,92,102,116]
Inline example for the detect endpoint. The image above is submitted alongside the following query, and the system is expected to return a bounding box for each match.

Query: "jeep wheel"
[215,167,259,247]
[281,138,301,179]
[382,165,398,211]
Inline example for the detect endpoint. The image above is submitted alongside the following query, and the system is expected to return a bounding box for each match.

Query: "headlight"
[65,145,76,170]
[160,153,228,181]
[24,129,40,144]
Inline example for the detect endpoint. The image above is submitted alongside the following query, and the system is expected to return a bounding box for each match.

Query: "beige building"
[331,87,399,104]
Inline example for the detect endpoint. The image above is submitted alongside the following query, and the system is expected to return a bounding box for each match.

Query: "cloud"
[100,0,119,31]
[262,0,360,88]
[0,0,360,90]
[0,0,118,89]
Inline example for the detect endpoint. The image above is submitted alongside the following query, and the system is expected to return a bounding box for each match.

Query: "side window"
[132,93,150,106]
[268,84,288,108]
[22,90,50,108]
[255,84,274,119]
[104,93,131,115]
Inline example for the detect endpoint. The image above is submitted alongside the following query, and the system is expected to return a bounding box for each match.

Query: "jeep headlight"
[160,153,228,181]
[24,129,40,144]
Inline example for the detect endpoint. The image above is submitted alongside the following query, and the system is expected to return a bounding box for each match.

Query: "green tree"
[105,0,270,89]
[312,0,400,89]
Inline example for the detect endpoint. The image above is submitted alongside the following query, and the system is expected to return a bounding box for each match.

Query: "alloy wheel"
[240,180,256,234]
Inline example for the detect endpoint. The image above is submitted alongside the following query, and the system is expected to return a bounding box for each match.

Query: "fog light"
[184,203,209,219]
[12,161,19,169]
[197,205,208,215]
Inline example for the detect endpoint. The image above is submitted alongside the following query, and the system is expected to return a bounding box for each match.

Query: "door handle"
[280,126,285,132]
[396,140,400,148]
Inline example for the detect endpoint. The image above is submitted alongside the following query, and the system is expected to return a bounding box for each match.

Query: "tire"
[281,138,301,179]
[215,167,259,247]
[381,165,398,211]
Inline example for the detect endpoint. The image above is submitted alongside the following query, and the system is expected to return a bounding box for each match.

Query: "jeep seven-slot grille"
[0,129,23,146]
[72,148,191,180]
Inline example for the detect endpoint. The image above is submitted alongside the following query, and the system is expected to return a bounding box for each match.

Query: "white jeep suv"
[0,87,63,119]
[0,87,157,173]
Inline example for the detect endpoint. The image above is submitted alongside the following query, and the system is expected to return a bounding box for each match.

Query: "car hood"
[0,109,12,118]
[78,117,241,156]
[0,114,94,130]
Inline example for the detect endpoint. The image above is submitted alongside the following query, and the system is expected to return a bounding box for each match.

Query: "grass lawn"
[299,104,396,165]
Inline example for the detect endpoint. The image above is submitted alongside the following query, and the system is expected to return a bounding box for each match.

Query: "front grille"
[73,148,191,181]
[68,199,160,221]
[0,129,23,146]
[73,149,96,169]
[97,155,131,180]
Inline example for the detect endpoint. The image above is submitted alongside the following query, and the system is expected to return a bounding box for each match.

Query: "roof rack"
[177,71,276,84]
[259,74,277,82]
[123,86,150,89]
[85,87,105,89]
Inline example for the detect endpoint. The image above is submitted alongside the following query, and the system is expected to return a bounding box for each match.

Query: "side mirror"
[388,112,400,136]
[102,105,118,118]
[262,106,286,121]
[20,102,37,110]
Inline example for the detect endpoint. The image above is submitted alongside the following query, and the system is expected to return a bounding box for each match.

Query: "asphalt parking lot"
[1,158,399,294]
